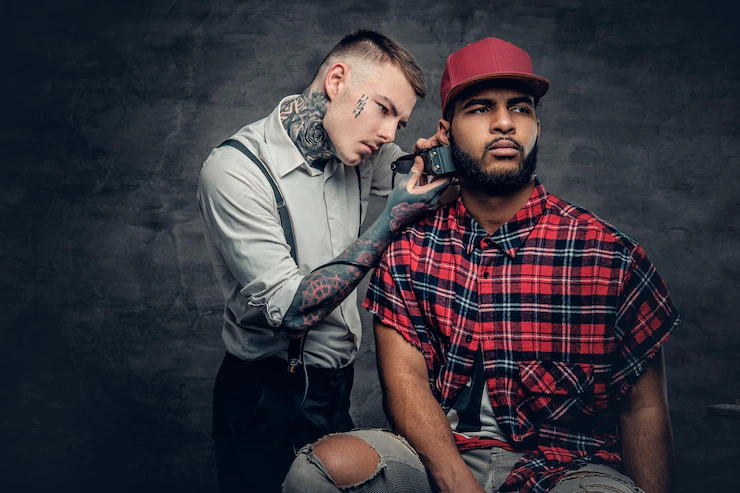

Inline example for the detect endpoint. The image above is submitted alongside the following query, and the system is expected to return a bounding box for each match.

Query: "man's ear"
[437,119,451,146]
[324,63,348,102]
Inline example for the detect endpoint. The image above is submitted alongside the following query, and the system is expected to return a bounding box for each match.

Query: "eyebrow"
[378,94,407,127]
[461,98,495,110]
[507,95,535,107]
[461,95,535,110]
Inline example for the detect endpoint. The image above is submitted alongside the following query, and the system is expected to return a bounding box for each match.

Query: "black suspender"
[218,139,362,372]
[219,139,297,262]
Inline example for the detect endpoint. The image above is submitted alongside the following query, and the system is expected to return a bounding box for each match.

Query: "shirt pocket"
[516,360,596,425]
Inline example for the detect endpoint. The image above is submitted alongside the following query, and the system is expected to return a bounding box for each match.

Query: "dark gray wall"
[2,0,737,491]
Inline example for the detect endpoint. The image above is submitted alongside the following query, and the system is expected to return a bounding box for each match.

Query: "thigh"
[294,366,355,450]
[550,464,642,493]
[460,447,525,493]
[212,353,297,439]
[212,354,298,493]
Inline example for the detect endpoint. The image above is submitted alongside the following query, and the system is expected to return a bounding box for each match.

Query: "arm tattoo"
[276,90,439,335]
[353,94,368,118]
[280,224,395,334]
[280,88,336,166]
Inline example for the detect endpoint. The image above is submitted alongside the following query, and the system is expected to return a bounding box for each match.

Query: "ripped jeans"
[281,429,644,493]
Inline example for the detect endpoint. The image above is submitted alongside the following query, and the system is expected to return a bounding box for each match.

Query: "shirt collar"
[457,177,549,258]
[263,95,326,178]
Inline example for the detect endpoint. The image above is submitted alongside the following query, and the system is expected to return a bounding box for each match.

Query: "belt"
[224,352,352,379]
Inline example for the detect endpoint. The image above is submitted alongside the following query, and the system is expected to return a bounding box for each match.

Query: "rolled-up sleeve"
[197,147,302,327]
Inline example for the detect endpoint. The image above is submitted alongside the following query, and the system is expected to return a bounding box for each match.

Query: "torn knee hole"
[312,434,380,487]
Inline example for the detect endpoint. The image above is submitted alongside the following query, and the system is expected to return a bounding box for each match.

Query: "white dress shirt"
[197,95,404,368]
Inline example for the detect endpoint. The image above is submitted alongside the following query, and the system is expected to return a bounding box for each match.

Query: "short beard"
[450,131,538,196]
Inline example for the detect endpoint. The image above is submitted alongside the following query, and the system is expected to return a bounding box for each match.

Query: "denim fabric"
[282,429,524,492]
[282,429,641,493]
[549,464,643,493]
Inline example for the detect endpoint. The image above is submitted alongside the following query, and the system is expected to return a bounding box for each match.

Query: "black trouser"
[212,352,355,493]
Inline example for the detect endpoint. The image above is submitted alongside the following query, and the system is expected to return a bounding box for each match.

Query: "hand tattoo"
[353,94,368,118]
[389,202,430,232]
[280,88,337,166]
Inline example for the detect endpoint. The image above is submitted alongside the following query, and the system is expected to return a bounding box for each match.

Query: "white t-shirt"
[447,350,507,442]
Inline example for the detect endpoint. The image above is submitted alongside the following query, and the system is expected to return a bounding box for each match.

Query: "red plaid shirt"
[364,179,679,493]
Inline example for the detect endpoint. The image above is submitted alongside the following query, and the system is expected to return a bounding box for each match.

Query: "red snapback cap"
[440,37,550,112]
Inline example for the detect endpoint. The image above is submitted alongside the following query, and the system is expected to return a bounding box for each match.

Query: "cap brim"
[445,73,550,110]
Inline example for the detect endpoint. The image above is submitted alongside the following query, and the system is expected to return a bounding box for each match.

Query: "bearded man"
[281,36,678,493]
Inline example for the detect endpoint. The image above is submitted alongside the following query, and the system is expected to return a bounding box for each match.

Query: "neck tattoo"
[280,88,336,168]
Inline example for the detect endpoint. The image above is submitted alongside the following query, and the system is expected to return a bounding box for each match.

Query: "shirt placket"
[477,237,498,398]
[323,161,347,257]
[477,237,497,347]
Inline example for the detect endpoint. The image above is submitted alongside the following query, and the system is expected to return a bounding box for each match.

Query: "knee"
[312,434,380,487]
[282,451,334,493]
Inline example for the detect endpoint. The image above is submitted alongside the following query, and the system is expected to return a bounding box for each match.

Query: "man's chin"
[345,155,364,166]
[337,151,362,166]
[479,157,522,173]
[490,156,521,166]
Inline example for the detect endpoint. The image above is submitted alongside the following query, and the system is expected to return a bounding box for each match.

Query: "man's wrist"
[431,464,482,493]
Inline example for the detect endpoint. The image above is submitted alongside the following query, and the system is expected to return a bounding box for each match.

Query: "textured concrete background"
[2,0,738,491]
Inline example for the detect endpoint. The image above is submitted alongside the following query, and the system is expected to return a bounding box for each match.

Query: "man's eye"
[378,103,389,114]
[512,106,531,114]
[468,107,489,114]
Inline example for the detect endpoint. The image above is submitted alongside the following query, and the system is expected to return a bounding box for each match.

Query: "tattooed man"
[197,30,450,493]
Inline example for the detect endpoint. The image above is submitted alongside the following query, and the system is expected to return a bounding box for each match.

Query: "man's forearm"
[620,404,674,493]
[279,200,429,333]
[279,218,393,332]
[619,350,674,493]
[383,373,482,492]
[375,323,483,493]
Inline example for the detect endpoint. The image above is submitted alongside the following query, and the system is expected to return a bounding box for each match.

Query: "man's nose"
[490,108,514,134]
[379,122,397,143]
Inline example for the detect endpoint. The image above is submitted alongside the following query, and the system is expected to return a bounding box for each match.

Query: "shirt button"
[465,334,472,342]
[483,271,490,279]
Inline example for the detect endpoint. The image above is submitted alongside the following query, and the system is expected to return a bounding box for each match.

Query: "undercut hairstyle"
[443,79,539,123]
[315,29,427,98]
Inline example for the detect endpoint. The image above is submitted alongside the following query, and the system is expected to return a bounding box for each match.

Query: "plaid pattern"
[364,179,679,493]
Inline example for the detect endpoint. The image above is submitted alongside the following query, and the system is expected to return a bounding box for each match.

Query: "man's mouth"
[486,138,521,158]
[363,142,379,153]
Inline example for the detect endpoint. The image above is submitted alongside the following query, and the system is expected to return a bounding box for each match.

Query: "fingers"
[402,156,452,195]
[413,176,452,195]
[404,156,425,190]
[412,135,440,153]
